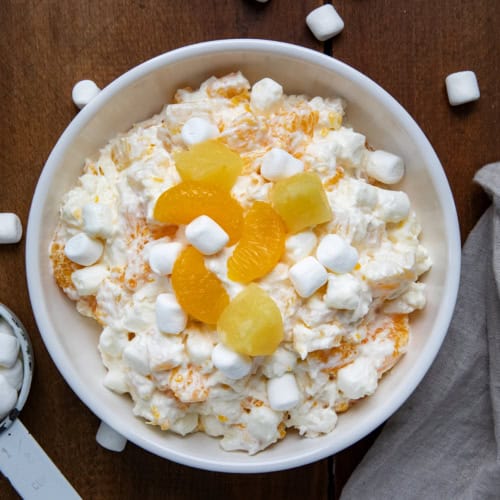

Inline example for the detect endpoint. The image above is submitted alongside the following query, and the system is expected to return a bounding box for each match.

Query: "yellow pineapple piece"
[173,140,243,190]
[270,172,332,233]
[217,284,283,356]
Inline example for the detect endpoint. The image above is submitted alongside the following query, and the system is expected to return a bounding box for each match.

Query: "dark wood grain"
[1,1,499,499]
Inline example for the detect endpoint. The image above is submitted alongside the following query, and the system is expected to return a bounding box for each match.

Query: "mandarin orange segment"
[171,246,229,324]
[153,181,243,244]
[270,172,333,233]
[227,202,286,283]
[217,284,284,356]
[173,140,243,190]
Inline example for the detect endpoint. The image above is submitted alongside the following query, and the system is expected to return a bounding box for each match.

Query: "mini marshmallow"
[267,373,300,411]
[186,331,214,364]
[211,343,252,380]
[250,78,283,112]
[64,232,103,266]
[149,242,183,275]
[82,202,113,239]
[376,189,410,223]
[96,421,127,452]
[337,357,378,400]
[155,293,187,334]
[445,71,480,106]
[123,335,150,376]
[72,79,101,109]
[366,150,405,184]
[0,333,19,368]
[0,359,23,391]
[0,374,18,419]
[0,213,22,244]
[306,4,344,42]
[354,182,378,208]
[185,215,229,255]
[260,148,304,181]
[289,256,328,298]
[71,264,109,296]
[103,369,128,394]
[324,274,362,310]
[285,231,318,262]
[181,117,219,146]
[316,234,358,273]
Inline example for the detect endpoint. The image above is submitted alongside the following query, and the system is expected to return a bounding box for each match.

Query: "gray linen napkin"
[341,162,500,500]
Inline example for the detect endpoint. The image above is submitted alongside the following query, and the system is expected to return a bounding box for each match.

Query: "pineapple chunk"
[173,140,243,190]
[217,284,284,356]
[270,172,332,233]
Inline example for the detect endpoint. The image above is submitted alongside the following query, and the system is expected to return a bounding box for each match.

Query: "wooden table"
[0,1,498,498]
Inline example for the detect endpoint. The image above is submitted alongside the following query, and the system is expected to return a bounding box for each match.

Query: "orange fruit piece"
[270,172,332,233]
[171,246,229,324]
[173,140,243,190]
[217,284,284,356]
[227,201,286,283]
[153,181,243,245]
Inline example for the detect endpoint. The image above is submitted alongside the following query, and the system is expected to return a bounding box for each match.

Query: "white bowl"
[26,39,461,473]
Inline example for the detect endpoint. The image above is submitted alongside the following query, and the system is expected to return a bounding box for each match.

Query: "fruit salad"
[50,72,431,454]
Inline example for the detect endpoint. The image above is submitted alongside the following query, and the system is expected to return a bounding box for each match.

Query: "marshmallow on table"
[156,293,187,334]
[72,79,101,109]
[65,232,103,266]
[211,343,252,380]
[376,189,410,223]
[149,242,183,275]
[0,374,18,420]
[324,274,362,310]
[337,357,378,400]
[96,421,127,452]
[0,359,23,391]
[316,234,358,273]
[366,150,405,185]
[0,213,22,244]
[306,4,344,42]
[260,148,304,181]
[250,78,283,112]
[181,117,219,146]
[289,256,328,298]
[82,202,113,239]
[445,71,480,106]
[71,264,109,296]
[267,373,300,411]
[185,215,229,255]
[0,333,19,368]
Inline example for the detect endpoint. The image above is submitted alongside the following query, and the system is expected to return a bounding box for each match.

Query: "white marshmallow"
[186,331,214,364]
[64,232,103,266]
[211,343,252,380]
[95,421,127,452]
[103,369,128,394]
[445,71,480,106]
[0,374,18,419]
[376,189,410,222]
[0,318,13,336]
[123,335,150,376]
[316,234,358,273]
[72,79,101,109]
[267,373,300,411]
[155,293,187,335]
[0,333,19,368]
[0,359,23,391]
[71,264,109,296]
[285,231,318,262]
[0,213,22,244]
[260,148,304,181]
[337,357,378,400]
[354,182,378,208]
[82,202,113,239]
[181,117,219,146]
[185,215,229,255]
[250,78,283,112]
[289,256,328,298]
[306,4,344,42]
[366,150,405,184]
[324,274,361,310]
[149,242,182,275]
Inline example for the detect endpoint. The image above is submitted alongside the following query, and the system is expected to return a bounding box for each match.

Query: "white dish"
[26,39,461,473]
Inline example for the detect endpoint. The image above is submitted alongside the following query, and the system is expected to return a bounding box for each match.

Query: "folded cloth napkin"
[341,162,500,500]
